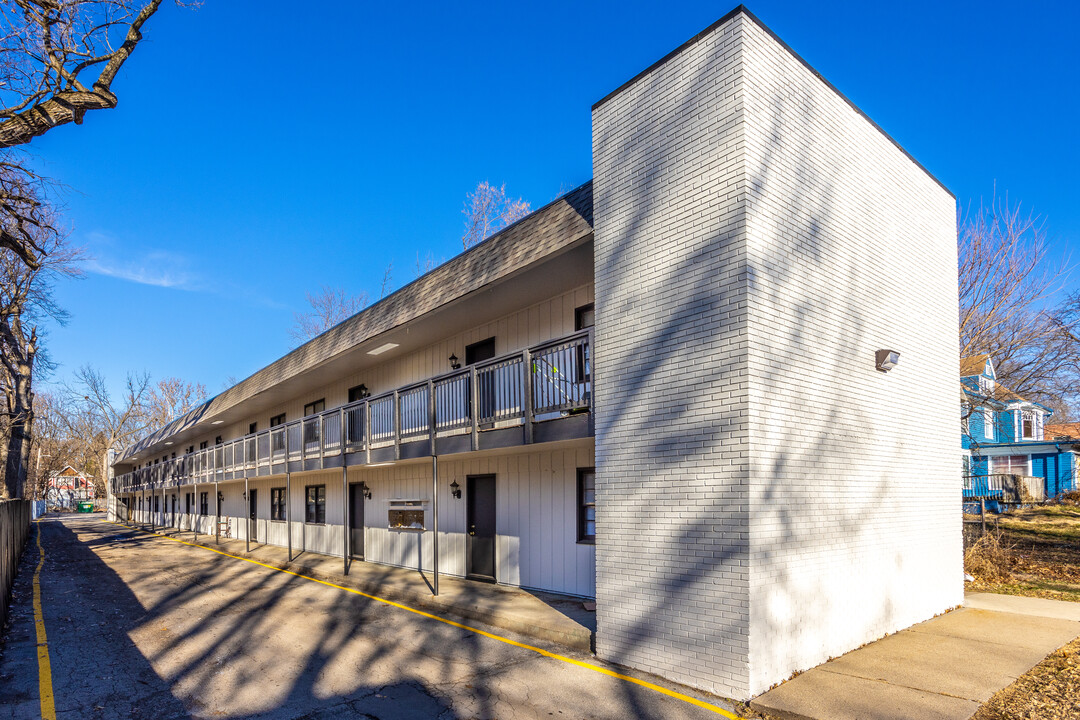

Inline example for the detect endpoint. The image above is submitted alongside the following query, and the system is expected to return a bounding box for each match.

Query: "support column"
[342,464,348,575]
[432,455,439,596]
[193,483,198,542]
[286,471,292,562]
[215,481,220,544]
[245,476,250,553]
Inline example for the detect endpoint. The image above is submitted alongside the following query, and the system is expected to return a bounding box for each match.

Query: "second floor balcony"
[113,330,592,494]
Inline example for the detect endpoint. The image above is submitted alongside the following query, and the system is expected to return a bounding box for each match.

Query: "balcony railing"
[111,330,592,494]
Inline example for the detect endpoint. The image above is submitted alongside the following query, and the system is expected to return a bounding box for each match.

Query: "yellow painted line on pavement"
[33,520,56,720]
[106,520,744,719]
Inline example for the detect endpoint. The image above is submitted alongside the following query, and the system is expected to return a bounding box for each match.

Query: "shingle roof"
[1046,423,1080,440]
[960,354,990,377]
[118,182,594,463]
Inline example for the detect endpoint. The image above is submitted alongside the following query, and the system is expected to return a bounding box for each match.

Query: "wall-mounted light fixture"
[217,491,224,502]
[449,354,461,370]
[356,384,370,399]
[242,490,247,501]
[359,481,372,500]
[876,349,900,372]
[450,480,461,499]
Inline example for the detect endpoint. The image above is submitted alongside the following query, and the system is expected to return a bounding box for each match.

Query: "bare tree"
[0,1,186,270]
[958,193,1077,412]
[289,285,368,345]
[461,181,530,250]
[64,365,155,494]
[0,228,81,497]
[0,1,181,148]
[146,376,206,427]
[379,263,393,300]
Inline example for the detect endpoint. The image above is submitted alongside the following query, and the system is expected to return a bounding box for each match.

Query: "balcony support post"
[215,480,220,544]
[193,482,198,543]
[245,475,250,553]
[286,427,292,562]
[470,366,479,452]
[342,464,348,575]
[522,348,534,445]
[432,454,439,597]
[393,390,401,461]
[428,379,436,457]
[364,399,371,466]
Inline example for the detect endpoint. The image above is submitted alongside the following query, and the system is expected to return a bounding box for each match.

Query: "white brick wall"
[592,9,959,700]
[593,13,754,698]
[741,18,960,695]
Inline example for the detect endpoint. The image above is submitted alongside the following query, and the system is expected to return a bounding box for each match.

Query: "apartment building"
[109,6,960,700]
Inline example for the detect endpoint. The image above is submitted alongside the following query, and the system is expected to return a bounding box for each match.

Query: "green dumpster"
[77,501,94,513]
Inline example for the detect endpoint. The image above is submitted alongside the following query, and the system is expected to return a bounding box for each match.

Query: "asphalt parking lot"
[0,515,742,719]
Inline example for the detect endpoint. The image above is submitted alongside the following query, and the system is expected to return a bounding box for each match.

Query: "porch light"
[875,349,900,372]
[217,491,224,502]
[449,354,461,370]
[359,481,372,500]
[450,480,461,499]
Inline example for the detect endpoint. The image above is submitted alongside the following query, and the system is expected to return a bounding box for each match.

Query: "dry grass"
[969,635,1080,720]
[965,502,1080,603]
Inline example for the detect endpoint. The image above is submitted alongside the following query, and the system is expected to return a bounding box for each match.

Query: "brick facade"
[593,9,959,699]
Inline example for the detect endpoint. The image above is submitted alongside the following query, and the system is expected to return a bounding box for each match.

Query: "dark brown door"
[467,338,497,425]
[248,489,257,541]
[466,475,496,582]
[349,483,365,559]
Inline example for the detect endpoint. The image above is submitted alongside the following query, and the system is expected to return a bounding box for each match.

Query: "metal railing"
[112,330,592,494]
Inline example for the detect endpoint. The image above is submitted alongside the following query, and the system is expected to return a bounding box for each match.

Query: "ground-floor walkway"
[751,592,1080,720]
[0,514,741,720]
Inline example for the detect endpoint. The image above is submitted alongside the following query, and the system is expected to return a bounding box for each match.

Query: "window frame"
[271,487,287,522]
[983,408,994,440]
[270,413,286,427]
[303,399,326,417]
[305,484,326,525]
[577,467,596,544]
[575,303,595,331]
[199,491,208,516]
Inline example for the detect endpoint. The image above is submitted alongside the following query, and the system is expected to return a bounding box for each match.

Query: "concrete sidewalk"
[117,519,596,652]
[750,593,1080,720]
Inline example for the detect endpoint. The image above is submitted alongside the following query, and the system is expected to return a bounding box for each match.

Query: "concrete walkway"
[122,519,596,652]
[751,593,1080,720]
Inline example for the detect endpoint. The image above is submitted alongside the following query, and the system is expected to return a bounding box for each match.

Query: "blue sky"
[27,0,1080,399]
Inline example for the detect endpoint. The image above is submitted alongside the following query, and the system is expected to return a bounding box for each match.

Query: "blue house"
[962,354,1077,499]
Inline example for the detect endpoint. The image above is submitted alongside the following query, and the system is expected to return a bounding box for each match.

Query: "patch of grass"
[970,635,1080,720]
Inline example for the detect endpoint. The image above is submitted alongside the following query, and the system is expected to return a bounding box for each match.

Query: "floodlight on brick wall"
[876,349,900,372]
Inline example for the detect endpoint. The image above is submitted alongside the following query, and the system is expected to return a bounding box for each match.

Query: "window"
[186,446,194,455]
[961,403,970,435]
[466,337,496,365]
[305,485,326,524]
[215,436,223,445]
[992,455,1029,475]
[1021,411,1035,440]
[348,384,370,403]
[200,492,208,516]
[979,376,994,395]
[983,409,994,440]
[577,468,596,543]
[185,493,192,514]
[200,441,208,450]
[270,413,286,427]
[249,422,257,434]
[304,399,326,417]
[575,303,595,330]
[271,488,287,521]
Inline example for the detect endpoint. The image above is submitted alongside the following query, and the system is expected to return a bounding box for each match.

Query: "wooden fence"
[1,499,32,628]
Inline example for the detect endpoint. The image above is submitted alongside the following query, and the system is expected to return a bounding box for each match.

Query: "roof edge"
[590,5,954,198]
